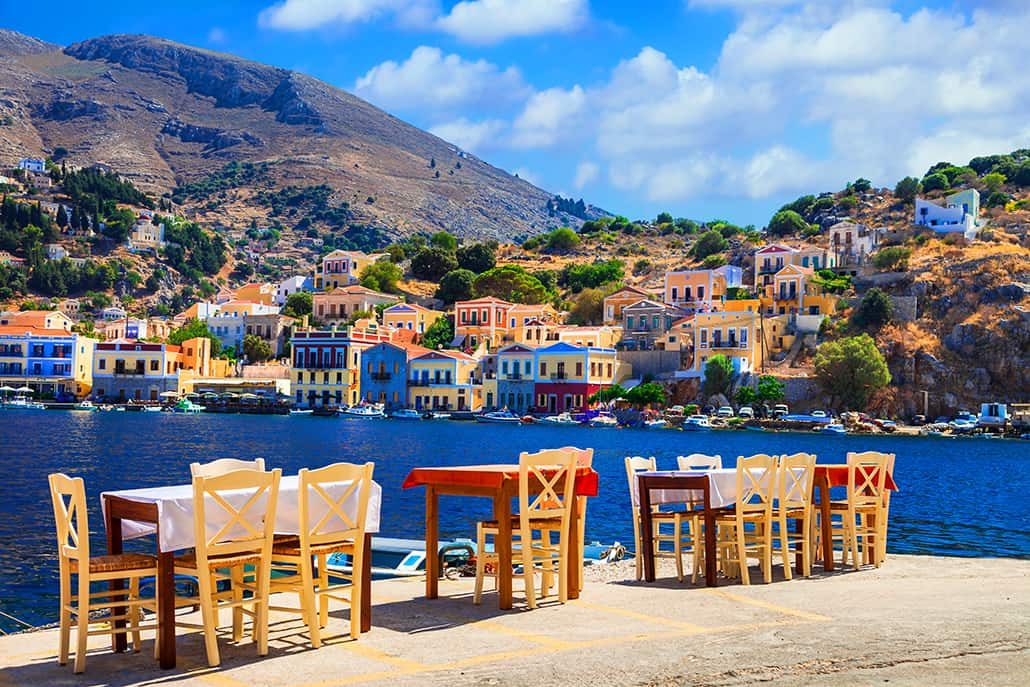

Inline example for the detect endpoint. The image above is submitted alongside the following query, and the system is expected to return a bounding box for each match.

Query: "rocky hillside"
[0,30,600,245]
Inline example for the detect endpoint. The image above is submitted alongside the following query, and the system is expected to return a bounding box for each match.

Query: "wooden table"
[103,495,373,669]
[813,465,898,571]
[636,473,719,586]
[402,465,599,609]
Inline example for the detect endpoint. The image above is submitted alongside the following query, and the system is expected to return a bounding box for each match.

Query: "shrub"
[422,315,453,349]
[690,230,728,259]
[871,246,912,272]
[632,259,652,275]
[567,287,606,325]
[435,269,476,303]
[767,210,809,237]
[851,288,894,330]
[473,265,550,303]
[814,334,891,410]
[702,254,728,268]
[921,172,950,192]
[360,260,403,293]
[456,243,496,273]
[542,227,581,253]
[982,172,1006,193]
[702,354,735,398]
[893,176,921,203]
[430,231,457,252]
[410,247,458,281]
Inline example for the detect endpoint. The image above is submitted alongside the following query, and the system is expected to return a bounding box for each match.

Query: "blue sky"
[3,1,1028,226]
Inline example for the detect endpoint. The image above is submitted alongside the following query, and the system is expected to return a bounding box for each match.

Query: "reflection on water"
[1,411,1028,629]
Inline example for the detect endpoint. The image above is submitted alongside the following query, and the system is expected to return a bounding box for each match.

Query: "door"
[548,395,557,413]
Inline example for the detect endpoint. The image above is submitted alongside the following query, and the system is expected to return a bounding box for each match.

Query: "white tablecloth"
[102,475,382,552]
[634,468,799,509]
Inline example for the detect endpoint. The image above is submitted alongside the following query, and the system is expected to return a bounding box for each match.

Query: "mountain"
[0,31,600,244]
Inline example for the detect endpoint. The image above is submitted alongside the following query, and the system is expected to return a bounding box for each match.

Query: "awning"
[449,334,466,347]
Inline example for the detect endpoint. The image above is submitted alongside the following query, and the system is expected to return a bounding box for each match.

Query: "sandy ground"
[1,554,1027,687]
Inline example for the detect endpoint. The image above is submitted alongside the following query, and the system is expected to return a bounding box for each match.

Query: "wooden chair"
[830,452,891,570]
[48,473,158,674]
[771,453,816,579]
[625,456,693,582]
[173,468,281,667]
[190,458,266,478]
[675,454,722,583]
[542,447,593,591]
[715,454,777,585]
[270,462,374,645]
[474,449,577,608]
[877,453,897,565]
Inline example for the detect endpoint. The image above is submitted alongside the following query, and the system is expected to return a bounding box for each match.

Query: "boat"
[744,423,766,432]
[642,418,667,429]
[820,423,847,435]
[141,405,163,413]
[423,411,451,420]
[288,408,313,416]
[682,414,712,431]
[70,400,97,412]
[539,412,579,425]
[171,398,206,414]
[0,394,46,410]
[588,412,618,428]
[474,409,522,424]
[389,408,422,420]
[340,404,385,418]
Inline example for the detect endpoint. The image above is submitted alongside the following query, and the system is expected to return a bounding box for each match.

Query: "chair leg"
[690,516,702,584]
[473,526,486,605]
[735,526,750,586]
[230,566,244,643]
[801,516,812,578]
[129,577,143,651]
[673,518,684,583]
[349,548,363,640]
[256,559,272,657]
[317,554,330,629]
[298,555,321,648]
[848,515,861,571]
[762,523,773,584]
[195,571,221,668]
[73,573,90,674]
[632,516,642,581]
[557,532,569,605]
[520,533,536,610]
[58,567,71,666]
[779,516,793,581]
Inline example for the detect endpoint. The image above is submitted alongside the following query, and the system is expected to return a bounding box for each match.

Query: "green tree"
[456,243,496,273]
[473,266,549,303]
[410,247,458,281]
[283,291,312,318]
[850,178,872,193]
[851,288,894,330]
[429,231,457,252]
[894,176,922,202]
[702,354,735,398]
[567,287,605,325]
[690,229,728,259]
[982,172,1006,193]
[560,260,623,292]
[735,386,757,405]
[543,227,581,253]
[436,269,476,303]
[625,382,667,407]
[588,384,627,404]
[168,318,222,356]
[242,334,273,362]
[767,210,809,237]
[813,334,891,410]
[701,254,728,268]
[360,260,403,293]
[422,315,454,349]
[656,211,674,225]
[921,172,950,192]
[871,246,912,272]
[756,375,785,402]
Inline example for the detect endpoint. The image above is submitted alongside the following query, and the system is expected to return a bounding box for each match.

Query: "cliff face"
[0,32,596,242]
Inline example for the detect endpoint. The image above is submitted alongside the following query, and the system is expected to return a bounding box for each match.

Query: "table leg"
[157,551,175,669]
[818,473,834,572]
[495,485,513,610]
[638,477,656,583]
[702,484,717,588]
[425,487,439,600]
[104,501,127,654]
[361,533,372,633]
[567,493,581,600]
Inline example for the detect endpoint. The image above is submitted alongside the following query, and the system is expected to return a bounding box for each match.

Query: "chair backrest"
[49,473,88,563]
[192,468,281,563]
[298,462,375,548]
[518,449,577,528]
[190,457,266,478]
[735,454,777,515]
[777,452,816,510]
[846,451,891,509]
[677,453,722,471]
[561,446,594,468]
[624,456,657,507]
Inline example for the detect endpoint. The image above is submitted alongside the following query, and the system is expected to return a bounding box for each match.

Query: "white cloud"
[207,27,227,44]
[437,0,588,44]
[510,85,587,148]
[354,46,528,113]
[429,118,507,153]
[574,161,599,189]
[258,0,435,31]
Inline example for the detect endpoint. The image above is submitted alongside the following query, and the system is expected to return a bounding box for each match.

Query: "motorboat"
[682,414,712,431]
[423,411,451,420]
[820,423,847,435]
[539,412,579,425]
[588,412,618,428]
[171,398,206,414]
[475,409,522,424]
[340,404,385,418]
[1,394,46,410]
[389,408,422,420]
[141,405,163,413]
[289,408,313,416]
[71,400,97,411]
[642,418,667,429]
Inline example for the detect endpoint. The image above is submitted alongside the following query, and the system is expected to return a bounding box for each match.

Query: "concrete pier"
[1,554,1027,686]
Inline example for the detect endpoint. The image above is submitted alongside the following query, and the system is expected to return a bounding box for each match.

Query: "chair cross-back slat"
[736,454,777,511]
[193,469,281,560]
[778,453,816,508]
[519,449,577,520]
[204,485,270,548]
[49,473,89,559]
[299,462,374,547]
[847,451,890,506]
[308,480,359,535]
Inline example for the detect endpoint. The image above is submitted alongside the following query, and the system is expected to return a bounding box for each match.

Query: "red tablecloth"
[815,465,898,491]
[402,464,599,497]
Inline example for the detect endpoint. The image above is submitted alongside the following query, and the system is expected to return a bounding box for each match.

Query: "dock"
[1,554,1027,686]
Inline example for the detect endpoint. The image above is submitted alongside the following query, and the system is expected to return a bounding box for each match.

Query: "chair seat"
[715,510,768,522]
[70,553,156,574]
[272,539,356,556]
[828,501,879,513]
[174,550,263,569]
[775,507,810,518]
[480,516,563,528]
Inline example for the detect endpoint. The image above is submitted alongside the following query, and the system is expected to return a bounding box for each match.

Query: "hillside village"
[1,149,1028,422]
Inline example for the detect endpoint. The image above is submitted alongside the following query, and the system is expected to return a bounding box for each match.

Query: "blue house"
[359,342,425,410]
[493,344,537,414]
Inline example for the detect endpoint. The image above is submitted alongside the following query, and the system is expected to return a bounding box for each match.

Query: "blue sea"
[1,411,1028,631]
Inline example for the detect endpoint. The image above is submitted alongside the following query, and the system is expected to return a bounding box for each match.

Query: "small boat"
[475,409,522,424]
[539,412,579,425]
[71,400,97,412]
[423,411,451,420]
[588,412,618,428]
[289,408,313,416]
[340,404,385,418]
[642,418,667,430]
[744,423,766,432]
[171,398,206,414]
[682,414,712,431]
[141,405,164,413]
[390,408,422,420]
[820,423,847,435]
[1,394,46,410]
[324,537,476,579]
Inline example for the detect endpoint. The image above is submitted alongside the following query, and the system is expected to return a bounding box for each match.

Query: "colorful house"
[829,221,882,268]
[620,300,683,350]
[359,341,429,409]
[689,310,765,378]
[915,189,980,239]
[0,325,95,399]
[532,342,625,414]
[382,302,444,339]
[760,264,838,316]
[0,310,74,332]
[275,276,313,305]
[290,325,393,408]
[454,297,515,350]
[663,266,743,309]
[407,350,482,411]
[491,343,537,414]
[234,282,277,306]
[603,285,653,325]
[314,250,389,291]
[91,337,211,401]
[313,285,400,327]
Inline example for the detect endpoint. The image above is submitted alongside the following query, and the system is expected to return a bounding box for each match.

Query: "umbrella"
[201,392,219,398]
[221,392,238,398]
[15,386,33,393]
[0,385,15,392]
[185,392,200,398]
[158,391,178,398]
[240,393,259,399]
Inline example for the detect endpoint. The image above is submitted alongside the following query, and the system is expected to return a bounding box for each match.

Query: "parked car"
[701,405,716,416]
[773,404,789,418]
[811,410,828,419]
[738,406,754,419]
[874,419,897,432]
[716,406,735,418]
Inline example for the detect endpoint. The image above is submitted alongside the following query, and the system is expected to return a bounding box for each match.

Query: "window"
[671,287,678,301]
[697,286,705,300]
[684,286,692,300]
[336,372,342,384]
[524,360,531,375]
[540,362,547,376]
[99,359,106,370]
[740,328,748,347]
[627,316,634,329]
[150,359,159,371]
[652,315,660,329]
[606,363,612,377]
[700,329,708,347]
[575,362,583,377]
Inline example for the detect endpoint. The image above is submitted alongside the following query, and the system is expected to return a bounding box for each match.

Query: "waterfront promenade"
[1,554,1027,686]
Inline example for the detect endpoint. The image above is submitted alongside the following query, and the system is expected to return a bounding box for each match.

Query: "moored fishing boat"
[340,404,385,418]
[642,418,667,429]
[170,398,205,414]
[289,408,313,416]
[588,412,618,428]
[475,409,522,424]
[70,400,97,412]
[682,414,712,431]
[390,408,422,420]
[423,411,451,420]
[820,423,847,435]
[539,412,578,425]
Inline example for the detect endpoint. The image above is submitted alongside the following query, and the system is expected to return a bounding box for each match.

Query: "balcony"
[112,369,147,376]
[411,378,455,386]
[710,340,744,349]
[370,371,392,380]
[0,347,25,356]
[502,372,524,381]
[549,372,569,381]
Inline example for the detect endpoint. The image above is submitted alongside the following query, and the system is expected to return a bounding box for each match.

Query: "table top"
[402,464,599,497]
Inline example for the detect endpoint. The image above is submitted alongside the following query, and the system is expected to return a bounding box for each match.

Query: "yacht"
[682,414,712,431]
[539,412,579,425]
[588,412,618,428]
[423,411,451,420]
[171,398,206,414]
[820,423,847,435]
[475,409,522,424]
[340,404,385,418]
[288,408,313,416]
[1,394,46,410]
[389,408,422,420]
[642,418,667,429]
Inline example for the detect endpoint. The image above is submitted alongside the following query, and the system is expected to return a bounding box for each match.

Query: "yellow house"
[760,264,838,316]
[91,337,211,401]
[234,282,277,306]
[532,342,628,413]
[690,310,765,377]
[314,250,389,290]
[407,350,483,411]
[602,285,653,325]
[382,302,444,338]
[289,325,394,407]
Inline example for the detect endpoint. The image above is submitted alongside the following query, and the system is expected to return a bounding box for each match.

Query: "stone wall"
[617,350,683,379]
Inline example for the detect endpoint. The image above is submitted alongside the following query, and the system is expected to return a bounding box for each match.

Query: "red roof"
[0,325,75,337]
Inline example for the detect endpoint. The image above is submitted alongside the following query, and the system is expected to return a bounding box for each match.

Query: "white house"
[17,158,46,174]
[828,221,883,267]
[101,306,127,321]
[275,275,313,305]
[914,189,980,240]
[46,244,69,261]
[126,217,166,252]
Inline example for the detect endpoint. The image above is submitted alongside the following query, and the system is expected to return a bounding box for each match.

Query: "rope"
[0,608,35,631]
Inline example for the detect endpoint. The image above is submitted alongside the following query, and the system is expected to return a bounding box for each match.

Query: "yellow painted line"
[463,618,575,650]
[701,589,833,622]
[340,641,424,671]
[571,600,707,632]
